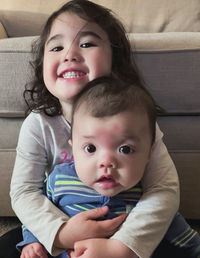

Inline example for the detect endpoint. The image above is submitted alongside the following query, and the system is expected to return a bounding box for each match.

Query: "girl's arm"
[110,124,180,258]
[10,113,69,256]
[68,238,138,258]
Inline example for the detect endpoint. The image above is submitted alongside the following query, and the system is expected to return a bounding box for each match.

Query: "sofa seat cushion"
[158,116,200,219]
[170,152,200,219]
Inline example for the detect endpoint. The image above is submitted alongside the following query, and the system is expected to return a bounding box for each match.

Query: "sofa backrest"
[0,0,200,38]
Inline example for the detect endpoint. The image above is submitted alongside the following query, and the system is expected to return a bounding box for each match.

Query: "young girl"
[9,1,179,257]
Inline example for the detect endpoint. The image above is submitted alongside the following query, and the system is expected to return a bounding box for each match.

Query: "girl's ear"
[68,139,72,146]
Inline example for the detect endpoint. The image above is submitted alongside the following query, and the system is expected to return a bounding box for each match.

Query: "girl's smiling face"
[43,12,112,113]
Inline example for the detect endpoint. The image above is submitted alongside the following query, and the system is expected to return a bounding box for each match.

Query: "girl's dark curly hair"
[24,0,144,116]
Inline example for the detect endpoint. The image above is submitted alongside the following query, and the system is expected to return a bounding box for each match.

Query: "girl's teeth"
[62,71,85,78]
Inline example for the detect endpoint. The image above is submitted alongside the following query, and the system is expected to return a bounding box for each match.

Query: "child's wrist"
[109,239,138,258]
[54,222,73,249]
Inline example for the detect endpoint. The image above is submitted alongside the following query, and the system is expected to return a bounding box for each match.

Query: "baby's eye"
[50,46,64,52]
[119,145,134,154]
[80,42,96,48]
[84,144,96,153]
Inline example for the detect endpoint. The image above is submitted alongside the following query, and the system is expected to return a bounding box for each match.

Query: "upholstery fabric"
[0,11,48,37]
[158,116,200,219]
[0,36,34,117]
[131,33,200,114]
[93,0,200,33]
[0,0,200,33]
[0,22,7,38]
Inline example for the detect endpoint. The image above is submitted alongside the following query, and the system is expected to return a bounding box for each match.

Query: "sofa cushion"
[1,32,200,117]
[158,116,200,220]
[0,151,17,216]
[0,36,36,117]
[0,11,48,37]
[158,116,200,151]
[94,0,200,33]
[0,22,7,39]
[170,151,200,219]
[130,32,200,114]
[0,117,24,216]
[0,0,200,33]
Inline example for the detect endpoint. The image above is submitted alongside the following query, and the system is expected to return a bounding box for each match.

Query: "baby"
[19,76,200,258]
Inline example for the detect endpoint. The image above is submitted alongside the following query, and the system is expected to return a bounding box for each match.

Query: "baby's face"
[72,107,152,197]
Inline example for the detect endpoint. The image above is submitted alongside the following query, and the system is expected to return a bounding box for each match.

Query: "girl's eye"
[80,42,96,48]
[119,145,134,154]
[84,144,96,153]
[50,46,64,52]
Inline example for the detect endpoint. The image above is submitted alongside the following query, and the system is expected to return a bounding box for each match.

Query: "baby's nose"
[99,154,117,169]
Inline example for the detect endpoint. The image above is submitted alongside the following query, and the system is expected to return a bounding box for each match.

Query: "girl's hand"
[20,242,48,258]
[67,238,138,258]
[54,206,127,249]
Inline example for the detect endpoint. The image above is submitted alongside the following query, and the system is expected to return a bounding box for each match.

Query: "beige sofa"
[0,0,200,219]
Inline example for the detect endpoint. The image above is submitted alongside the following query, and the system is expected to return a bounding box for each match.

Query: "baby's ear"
[68,139,72,146]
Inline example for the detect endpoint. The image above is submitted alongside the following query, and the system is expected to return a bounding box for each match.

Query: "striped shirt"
[46,162,143,218]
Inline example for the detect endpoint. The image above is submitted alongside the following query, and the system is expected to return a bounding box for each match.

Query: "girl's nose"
[64,55,80,62]
[64,47,82,63]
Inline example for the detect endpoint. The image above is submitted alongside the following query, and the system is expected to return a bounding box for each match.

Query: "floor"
[0,217,21,237]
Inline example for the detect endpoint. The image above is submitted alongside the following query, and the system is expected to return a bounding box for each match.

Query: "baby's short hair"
[72,76,158,144]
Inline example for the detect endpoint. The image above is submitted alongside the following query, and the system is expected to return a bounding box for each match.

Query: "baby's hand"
[68,238,138,258]
[54,206,127,249]
[20,242,48,258]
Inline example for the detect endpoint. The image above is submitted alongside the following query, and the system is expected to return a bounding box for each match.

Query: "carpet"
[0,217,21,237]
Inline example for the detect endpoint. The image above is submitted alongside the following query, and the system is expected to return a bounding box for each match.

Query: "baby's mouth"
[97,175,114,182]
[96,175,119,190]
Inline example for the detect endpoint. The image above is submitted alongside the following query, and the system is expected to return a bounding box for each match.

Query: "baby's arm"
[110,124,180,258]
[16,225,47,258]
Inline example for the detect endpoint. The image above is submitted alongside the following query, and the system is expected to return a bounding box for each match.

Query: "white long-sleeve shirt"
[10,112,179,257]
